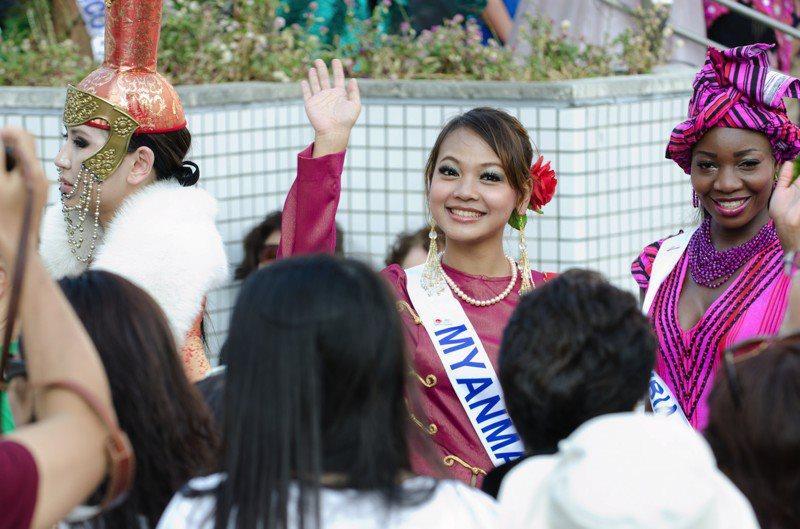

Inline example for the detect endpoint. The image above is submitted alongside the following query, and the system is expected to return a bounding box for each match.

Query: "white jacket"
[40,180,229,342]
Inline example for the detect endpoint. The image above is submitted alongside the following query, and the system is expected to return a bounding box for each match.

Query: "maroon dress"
[279,144,551,486]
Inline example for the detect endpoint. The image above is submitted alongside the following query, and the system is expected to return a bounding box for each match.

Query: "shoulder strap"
[43,379,135,516]
[641,226,697,315]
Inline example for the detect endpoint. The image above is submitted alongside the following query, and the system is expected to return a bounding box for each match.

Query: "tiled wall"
[0,80,694,360]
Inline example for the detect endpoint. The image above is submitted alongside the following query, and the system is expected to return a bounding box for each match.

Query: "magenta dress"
[632,233,790,429]
[279,144,552,486]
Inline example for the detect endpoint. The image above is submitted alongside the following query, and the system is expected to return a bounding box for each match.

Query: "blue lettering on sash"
[435,325,486,369]
[435,324,474,353]
[450,348,484,370]
[649,378,665,400]
[481,418,522,457]
[456,378,493,402]
[470,395,506,424]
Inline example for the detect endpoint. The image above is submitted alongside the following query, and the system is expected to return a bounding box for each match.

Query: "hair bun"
[175,160,200,187]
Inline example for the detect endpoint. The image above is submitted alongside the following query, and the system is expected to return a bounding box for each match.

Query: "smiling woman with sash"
[278,59,556,486]
[632,44,800,429]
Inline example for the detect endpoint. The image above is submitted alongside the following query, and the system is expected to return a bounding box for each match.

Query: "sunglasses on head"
[722,332,800,409]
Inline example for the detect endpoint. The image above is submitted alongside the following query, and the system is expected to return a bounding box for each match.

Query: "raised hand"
[769,161,800,252]
[301,59,361,157]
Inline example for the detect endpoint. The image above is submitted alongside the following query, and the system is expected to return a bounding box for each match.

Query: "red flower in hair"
[530,155,557,213]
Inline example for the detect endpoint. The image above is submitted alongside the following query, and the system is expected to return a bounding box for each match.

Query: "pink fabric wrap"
[666,44,800,174]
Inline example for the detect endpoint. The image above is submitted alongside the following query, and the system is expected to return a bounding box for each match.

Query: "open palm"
[770,161,800,251]
[301,59,361,138]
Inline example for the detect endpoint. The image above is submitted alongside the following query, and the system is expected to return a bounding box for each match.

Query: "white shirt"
[157,474,498,529]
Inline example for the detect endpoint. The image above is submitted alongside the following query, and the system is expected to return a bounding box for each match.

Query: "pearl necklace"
[439,256,518,307]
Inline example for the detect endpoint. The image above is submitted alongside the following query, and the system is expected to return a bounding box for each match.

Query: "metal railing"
[599,0,800,52]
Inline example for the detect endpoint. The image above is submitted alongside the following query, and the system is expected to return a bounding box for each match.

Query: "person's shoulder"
[382,263,407,285]
[381,264,411,301]
[497,454,559,505]
[419,478,498,527]
[631,238,669,290]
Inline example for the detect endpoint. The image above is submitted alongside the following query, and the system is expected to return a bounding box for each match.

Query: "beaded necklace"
[688,217,778,288]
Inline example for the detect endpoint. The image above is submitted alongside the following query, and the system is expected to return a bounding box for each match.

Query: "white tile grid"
[0,93,692,362]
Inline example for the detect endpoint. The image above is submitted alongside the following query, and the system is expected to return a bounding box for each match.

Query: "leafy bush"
[0,0,671,87]
[0,1,93,86]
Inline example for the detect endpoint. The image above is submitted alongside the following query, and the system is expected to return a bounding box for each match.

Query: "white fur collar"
[40,180,229,340]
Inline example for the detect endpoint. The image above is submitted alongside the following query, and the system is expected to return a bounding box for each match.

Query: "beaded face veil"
[59,0,187,263]
[61,87,139,262]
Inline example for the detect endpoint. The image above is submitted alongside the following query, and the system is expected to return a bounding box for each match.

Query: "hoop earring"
[420,217,445,296]
[518,223,533,295]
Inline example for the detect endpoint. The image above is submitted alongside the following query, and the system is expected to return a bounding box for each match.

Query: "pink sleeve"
[631,240,664,291]
[277,144,346,258]
[0,440,38,529]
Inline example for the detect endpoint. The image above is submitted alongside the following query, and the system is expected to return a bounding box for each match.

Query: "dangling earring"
[692,191,699,208]
[420,217,445,296]
[518,222,533,295]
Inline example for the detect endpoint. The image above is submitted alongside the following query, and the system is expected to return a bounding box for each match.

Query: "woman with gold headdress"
[40,0,228,381]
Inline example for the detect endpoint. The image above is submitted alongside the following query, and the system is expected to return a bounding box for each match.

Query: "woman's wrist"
[312,131,351,158]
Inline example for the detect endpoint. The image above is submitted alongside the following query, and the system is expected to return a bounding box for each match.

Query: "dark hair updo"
[127,127,199,187]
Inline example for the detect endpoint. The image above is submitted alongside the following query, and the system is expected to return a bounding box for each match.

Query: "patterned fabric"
[182,308,211,383]
[645,236,790,428]
[704,0,795,72]
[666,44,800,174]
[631,239,665,290]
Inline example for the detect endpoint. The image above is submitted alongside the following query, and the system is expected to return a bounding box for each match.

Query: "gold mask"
[62,85,139,180]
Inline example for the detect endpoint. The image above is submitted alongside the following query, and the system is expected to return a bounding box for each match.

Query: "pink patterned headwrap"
[666,44,800,175]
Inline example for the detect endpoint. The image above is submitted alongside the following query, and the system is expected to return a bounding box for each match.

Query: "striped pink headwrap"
[666,44,800,174]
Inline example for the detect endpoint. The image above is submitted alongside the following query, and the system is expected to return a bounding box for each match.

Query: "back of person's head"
[235,211,345,280]
[705,343,800,529]
[499,269,655,454]
[385,225,445,268]
[58,271,218,528]
[216,255,413,529]
[234,211,283,280]
[500,413,760,529]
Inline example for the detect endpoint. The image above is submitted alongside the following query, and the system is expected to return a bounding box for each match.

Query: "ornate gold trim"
[443,454,487,487]
[396,300,421,325]
[63,85,139,180]
[408,411,438,436]
[410,370,437,388]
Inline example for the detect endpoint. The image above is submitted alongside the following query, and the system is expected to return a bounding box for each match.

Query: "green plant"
[0,0,93,86]
[616,2,672,74]
[0,0,672,87]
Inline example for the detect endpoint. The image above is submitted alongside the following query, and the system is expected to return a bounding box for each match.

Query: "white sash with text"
[406,265,525,466]
[641,227,696,425]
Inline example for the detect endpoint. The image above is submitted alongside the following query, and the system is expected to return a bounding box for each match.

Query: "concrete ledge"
[0,68,694,110]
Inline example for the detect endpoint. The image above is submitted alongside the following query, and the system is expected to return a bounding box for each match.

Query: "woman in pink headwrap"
[632,44,800,430]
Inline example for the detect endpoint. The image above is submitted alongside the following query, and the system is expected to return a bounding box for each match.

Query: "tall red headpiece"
[77,0,186,133]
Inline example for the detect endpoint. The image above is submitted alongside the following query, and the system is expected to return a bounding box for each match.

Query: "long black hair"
[58,271,219,529]
[214,255,422,529]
